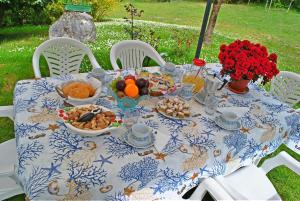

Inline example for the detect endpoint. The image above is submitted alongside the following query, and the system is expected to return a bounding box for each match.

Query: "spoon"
[55,86,75,107]
[55,86,67,99]
[77,108,102,122]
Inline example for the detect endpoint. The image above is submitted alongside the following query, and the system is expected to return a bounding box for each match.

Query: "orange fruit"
[124,84,139,98]
[125,79,135,85]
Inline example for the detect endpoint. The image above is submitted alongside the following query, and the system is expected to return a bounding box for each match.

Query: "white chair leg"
[253,157,261,166]
[0,177,23,200]
[0,168,15,177]
[261,151,300,175]
[0,139,17,176]
[0,106,14,121]
[189,178,234,200]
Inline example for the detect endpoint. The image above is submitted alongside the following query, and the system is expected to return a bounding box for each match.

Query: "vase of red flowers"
[218,40,280,94]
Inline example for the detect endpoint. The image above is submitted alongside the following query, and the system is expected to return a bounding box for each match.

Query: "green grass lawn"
[1,1,300,200]
[109,1,300,73]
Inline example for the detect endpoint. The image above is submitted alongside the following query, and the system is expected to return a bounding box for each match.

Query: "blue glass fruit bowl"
[109,89,149,111]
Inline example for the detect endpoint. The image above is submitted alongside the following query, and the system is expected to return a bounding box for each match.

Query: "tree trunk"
[268,0,273,10]
[204,0,224,45]
[287,0,294,12]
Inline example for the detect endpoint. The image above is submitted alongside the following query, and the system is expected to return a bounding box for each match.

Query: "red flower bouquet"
[218,40,280,85]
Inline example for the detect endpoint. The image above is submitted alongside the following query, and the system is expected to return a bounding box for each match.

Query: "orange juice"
[182,75,205,93]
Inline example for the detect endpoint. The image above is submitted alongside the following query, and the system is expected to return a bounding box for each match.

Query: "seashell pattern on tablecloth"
[12,67,300,200]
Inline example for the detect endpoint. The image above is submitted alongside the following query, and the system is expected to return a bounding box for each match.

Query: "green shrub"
[43,0,120,23]
[44,1,64,23]
[0,0,119,27]
[90,0,119,21]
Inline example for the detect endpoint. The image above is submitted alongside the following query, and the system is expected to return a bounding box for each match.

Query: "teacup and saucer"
[162,62,176,74]
[215,111,241,130]
[89,68,106,81]
[123,123,155,149]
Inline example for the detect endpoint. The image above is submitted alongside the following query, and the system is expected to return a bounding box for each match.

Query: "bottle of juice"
[182,58,206,93]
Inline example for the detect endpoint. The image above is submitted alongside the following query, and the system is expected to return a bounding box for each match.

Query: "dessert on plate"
[156,97,190,119]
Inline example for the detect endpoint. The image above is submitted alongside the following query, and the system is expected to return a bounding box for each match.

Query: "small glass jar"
[179,83,194,101]
[204,94,219,115]
[182,59,206,94]
[123,108,140,129]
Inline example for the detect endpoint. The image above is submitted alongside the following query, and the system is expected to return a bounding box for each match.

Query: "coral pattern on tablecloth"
[13,65,300,200]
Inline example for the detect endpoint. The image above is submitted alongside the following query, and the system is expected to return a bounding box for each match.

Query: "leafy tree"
[0,0,52,26]
[0,0,9,26]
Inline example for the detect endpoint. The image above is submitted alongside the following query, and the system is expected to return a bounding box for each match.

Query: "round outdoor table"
[13,64,300,200]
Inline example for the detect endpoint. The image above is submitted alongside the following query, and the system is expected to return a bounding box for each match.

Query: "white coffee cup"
[164,62,176,72]
[90,68,106,81]
[131,123,152,143]
[220,111,239,125]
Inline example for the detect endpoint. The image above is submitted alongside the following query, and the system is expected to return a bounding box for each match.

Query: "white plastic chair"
[206,151,300,200]
[0,106,23,200]
[110,40,166,70]
[270,71,300,109]
[0,106,13,121]
[32,37,101,78]
[188,177,233,200]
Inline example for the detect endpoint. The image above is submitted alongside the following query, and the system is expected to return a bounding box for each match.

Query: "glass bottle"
[182,59,206,94]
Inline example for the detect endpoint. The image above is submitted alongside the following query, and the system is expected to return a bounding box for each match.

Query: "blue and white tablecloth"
[13,64,300,200]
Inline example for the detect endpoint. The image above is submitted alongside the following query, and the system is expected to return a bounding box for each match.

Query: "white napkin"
[217,107,249,118]
[154,131,170,152]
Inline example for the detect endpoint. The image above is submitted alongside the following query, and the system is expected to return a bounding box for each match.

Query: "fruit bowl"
[110,89,149,111]
[110,75,150,111]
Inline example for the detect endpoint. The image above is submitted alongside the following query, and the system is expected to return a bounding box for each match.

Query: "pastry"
[62,81,95,99]
[157,97,190,118]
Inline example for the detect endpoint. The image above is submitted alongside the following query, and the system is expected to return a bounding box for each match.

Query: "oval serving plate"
[58,104,122,137]
[156,98,191,120]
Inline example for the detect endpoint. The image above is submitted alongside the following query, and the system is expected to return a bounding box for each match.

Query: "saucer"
[215,115,241,131]
[123,129,155,149]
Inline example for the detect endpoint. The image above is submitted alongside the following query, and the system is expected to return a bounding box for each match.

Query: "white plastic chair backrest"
[32,37,100,78]
[110,40,166,70]
[270,71,300,107]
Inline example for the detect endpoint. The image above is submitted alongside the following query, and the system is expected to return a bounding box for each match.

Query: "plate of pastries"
[156,97,191,119]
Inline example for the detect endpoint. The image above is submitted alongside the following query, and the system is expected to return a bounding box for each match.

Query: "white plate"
[123,130,155,149]
[215,116,241,131]
[156,98,191,120]
[59,105,122,137]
